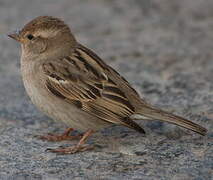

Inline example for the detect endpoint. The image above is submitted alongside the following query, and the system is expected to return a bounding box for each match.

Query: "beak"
[8,30,21,42]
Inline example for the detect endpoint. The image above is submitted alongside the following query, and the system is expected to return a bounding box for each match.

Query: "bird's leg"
[47,129,94,154]
[37,128,82,141]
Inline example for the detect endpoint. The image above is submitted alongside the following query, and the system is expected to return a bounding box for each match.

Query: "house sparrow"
[8,16,207,154]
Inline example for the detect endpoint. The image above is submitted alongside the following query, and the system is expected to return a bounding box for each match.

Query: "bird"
[8,16,207,154]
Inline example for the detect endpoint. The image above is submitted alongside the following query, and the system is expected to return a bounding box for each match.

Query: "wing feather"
[42,44,145,133]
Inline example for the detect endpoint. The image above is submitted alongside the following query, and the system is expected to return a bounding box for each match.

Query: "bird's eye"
[26,34,34,40]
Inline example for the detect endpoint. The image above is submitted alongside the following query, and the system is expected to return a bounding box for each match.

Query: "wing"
[42,44,145,133]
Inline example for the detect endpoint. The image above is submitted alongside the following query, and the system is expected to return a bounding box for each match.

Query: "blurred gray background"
[0,0,212,179]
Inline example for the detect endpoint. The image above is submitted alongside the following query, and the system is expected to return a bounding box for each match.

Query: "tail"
[131,105,207,136]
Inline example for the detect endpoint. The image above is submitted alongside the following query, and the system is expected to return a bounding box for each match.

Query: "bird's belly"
[22,78,110,132]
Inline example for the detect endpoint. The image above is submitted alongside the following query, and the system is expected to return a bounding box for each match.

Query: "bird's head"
[8,16,76,58]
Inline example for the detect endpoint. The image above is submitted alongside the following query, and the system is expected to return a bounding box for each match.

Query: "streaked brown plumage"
[8,16,207,154]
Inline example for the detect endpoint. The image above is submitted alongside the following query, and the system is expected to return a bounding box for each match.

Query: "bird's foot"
[37,128,82,142]
[46,129,94,154]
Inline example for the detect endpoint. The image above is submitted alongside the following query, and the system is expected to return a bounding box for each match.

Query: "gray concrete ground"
[0,0,212,179]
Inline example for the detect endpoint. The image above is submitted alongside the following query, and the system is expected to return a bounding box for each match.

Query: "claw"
[45,129,94,154]
[36,128,81,142]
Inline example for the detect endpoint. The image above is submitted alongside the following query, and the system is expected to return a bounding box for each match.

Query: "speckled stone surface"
[0,0,212,179]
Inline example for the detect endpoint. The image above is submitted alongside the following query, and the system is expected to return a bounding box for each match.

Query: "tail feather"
[131,105,207,136]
